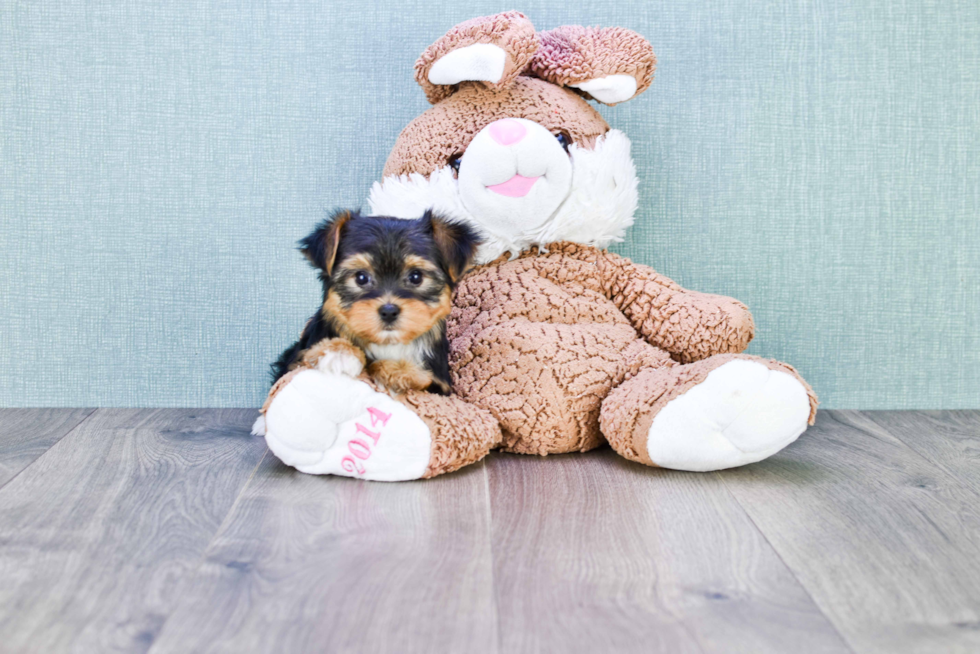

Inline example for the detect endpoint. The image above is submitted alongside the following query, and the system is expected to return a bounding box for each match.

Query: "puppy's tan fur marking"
[404,254,440,274]
[345,296,390,343]
[368,359,440,394]
[324,288,452,346]
[337,253,375,273]
[397,293,452,342]
[322,290,364,345]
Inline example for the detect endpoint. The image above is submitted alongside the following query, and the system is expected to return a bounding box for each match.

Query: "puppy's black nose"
[378,303,401,324]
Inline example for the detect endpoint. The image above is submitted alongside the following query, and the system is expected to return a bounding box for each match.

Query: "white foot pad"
[315,349,364,377]
[646,360,810,471]
[263,370,432,481]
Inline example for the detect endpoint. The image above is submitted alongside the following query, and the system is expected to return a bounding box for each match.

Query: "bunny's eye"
[448,154,463,175]
[555,132,572,152]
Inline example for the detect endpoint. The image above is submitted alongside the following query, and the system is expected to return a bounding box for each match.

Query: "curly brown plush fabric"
[414,11,539,105]
[383,77,609,178]
[597,252,756,363]
[397,390,502,478]
[448,242,760,455]
[530,26,656,103]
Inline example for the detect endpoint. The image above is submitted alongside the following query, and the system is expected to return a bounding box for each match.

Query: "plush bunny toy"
[255,12,818,481]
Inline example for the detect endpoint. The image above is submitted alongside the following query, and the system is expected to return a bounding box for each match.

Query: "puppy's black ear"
[423,209,482,284]
[299,209,355,274]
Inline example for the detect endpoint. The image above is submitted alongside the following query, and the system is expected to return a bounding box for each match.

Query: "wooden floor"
[0,410,978,653]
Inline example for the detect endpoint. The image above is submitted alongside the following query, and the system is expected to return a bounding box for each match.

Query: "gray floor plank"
[857,411,980,498]
[0,408,95,488]
[487,448,850,654]
[148,456,498,654]
[2,409,978,653]
[721,410,980,654]
[0,409,266,654]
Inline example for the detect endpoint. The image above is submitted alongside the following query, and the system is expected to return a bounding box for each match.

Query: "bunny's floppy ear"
[529,26,656,105]
[414,11,538,105]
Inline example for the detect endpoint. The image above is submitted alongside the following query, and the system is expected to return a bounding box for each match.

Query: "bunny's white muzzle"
[368,128,639,264]
[456,118,573,239]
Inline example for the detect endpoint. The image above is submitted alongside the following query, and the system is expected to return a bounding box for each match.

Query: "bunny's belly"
[447,247,672,454]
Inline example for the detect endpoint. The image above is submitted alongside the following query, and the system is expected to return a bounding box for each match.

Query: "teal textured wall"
[1,1,978,408]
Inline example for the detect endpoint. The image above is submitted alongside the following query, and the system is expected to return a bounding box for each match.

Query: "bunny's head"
[368,12,656,263]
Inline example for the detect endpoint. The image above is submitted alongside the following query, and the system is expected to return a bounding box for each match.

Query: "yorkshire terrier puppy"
[272,209,481,395]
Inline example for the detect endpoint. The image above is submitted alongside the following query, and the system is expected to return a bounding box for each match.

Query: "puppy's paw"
[318,350,366,377]
[368,360,433,395]
[302,338,366,377]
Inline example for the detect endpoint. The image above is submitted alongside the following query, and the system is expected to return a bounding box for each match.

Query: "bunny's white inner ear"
[427,43,508,85]
[570,74,638,104]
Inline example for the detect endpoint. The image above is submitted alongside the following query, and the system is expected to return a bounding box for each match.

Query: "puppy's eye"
[354,271,371,287]
[407,270,424,286]
[448,154,463,175]
[555,132,572,152]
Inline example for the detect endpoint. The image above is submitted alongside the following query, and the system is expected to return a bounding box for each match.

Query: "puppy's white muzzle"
[457,118,572,239]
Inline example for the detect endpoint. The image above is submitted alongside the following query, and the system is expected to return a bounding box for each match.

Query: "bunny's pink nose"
[487,119,526,146]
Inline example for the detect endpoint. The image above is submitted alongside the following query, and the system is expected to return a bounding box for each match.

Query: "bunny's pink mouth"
[486,174,539,198]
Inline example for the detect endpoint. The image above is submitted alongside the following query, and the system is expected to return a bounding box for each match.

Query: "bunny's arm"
[597,251,755,363]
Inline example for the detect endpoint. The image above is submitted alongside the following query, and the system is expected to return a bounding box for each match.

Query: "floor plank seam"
[672,605,711,654]
[205,448,270,546]
[145,448,269,654]
[0,407,98,493]
[716,471,859,654]
[864,410,980,503]
[481,458,503,654]
[831,410,980,504]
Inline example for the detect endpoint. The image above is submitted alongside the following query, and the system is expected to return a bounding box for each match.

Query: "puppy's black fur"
[271,209,481,395]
